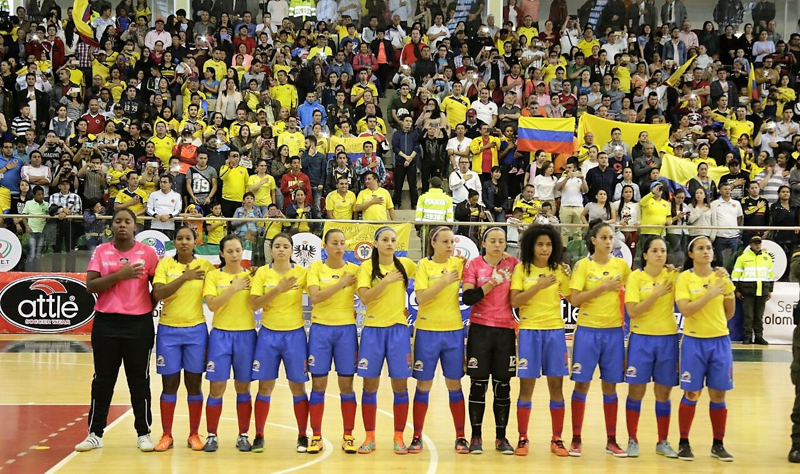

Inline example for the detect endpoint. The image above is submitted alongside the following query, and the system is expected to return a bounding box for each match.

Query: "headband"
[374,226,395,240]
[430,226,450,242]
[688,236,708,249]
[482,226,505,242]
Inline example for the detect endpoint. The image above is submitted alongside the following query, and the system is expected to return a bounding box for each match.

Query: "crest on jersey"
[358,358,369,369]
[413,360,424,371]
[572,362,582,375]
[252,360,261,372]
[307,355,316,367]
[156,355,165,367]
[517,358,528,369]
[206,361,215,373]
[681,371,691,382]
[626,366,637,378]
[467,357,478,369]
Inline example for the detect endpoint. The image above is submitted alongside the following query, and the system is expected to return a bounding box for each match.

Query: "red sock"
[655,400,671,442]
[236,393,252,435]
[625,397,641,442]
[309,391,325,437]
[341,393,357,436]
[413,389,429,437]
[187,394,203,436]
[448,390,466,438]
[393,391,409,434]
[206,396,223,435]
[550,400,565,439]
[679,396,697,439]
[362,391,377,433]
[603,394,618,438]
[571,391,587,438]
[254,395,271,437]
[517,400,532,437]
[160,394,177,436]
[293,394,309,437]
[709,402,727,441]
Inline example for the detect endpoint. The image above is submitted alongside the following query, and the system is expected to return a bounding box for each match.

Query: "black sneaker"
[454,437,470,454]
[678,441,694,461]
[711,443,733,462]
[754,337,769,345]
[204,434,219,453]
[236,434,252,452]
[296,435,309,453]
[469,437,483,454]
[252,435,265,453]
[408,436,423,454]
[495,438,514,455]
[789,443,800,463]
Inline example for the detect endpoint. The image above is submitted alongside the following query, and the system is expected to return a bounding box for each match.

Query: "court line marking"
[45,408,133,474]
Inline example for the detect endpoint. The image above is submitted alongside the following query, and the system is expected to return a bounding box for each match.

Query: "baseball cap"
[750,235,762,243]
[650,181,663,191]
[689,125,703,134]
[467,109,477,117]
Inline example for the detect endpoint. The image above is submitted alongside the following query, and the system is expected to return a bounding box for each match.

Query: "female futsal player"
[411,226,468,454]
[462,227,520,455]
[509,224,571,457]
[76,208,159,453]
[675,236,736,462]
[307,229,360,454]
[356,226,416,454]
[203,235,256,452]
[250,233,310,454]
[568,220,631,458]
[623,236,680,458]
[152,227,215,451]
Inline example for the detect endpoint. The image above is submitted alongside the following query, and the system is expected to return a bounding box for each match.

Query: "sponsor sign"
[0,228,23,271]
[0,273,96,334]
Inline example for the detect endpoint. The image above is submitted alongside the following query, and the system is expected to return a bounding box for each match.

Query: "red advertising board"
[0,273,96,334]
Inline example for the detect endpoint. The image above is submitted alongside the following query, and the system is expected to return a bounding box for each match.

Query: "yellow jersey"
[149,135,176,167]
[277,131,305,157]
[350,81,379,106]
[248,174,276,206]
[570,257,630,328]
[251,264,308,331]
[228,120,254,138]
[205,59,227,81]
[205,216,227,244]
[639,193,671,235]
[414,256,464,331]
[675,269,735,338]
[203,269,255,330]
[440,94,471,130]
[517,26,539,45]
[357,257,417,327]
[307,260,359,325]
[511,264,571,330]
[326,190,356,220]
[220,165,249,201]
[154,257,216,327]
[356,187,394,221]
[270,83,299,110]
[512,198,541,224]
[115,187,148,223]
[624,268,679,335]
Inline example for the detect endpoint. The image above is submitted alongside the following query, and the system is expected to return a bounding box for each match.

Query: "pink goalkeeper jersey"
[463,255,520,329]
[87,241,158,315]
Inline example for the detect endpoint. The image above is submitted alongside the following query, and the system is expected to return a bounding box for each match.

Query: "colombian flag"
[325,136,377,162]
[72,0,100,48]
[320,222,412,264]
[659,152,728,194]
[747,62,759,101]
[665,55,696,87]
[516,117,575,154]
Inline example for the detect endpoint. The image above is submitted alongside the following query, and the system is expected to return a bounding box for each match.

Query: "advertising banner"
[0,273,96,334]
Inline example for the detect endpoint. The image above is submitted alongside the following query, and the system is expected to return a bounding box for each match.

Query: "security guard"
[415,177,454,254]
[731,235,775,345]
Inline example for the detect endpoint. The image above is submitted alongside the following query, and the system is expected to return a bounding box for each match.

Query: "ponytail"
[585,219,611,254]
[218,234,242,269]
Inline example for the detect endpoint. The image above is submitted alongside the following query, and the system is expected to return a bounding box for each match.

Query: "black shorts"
[466,323,517,379]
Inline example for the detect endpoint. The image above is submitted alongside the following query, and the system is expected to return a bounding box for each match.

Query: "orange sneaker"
[551,439,569,457]
[514,438,529,456]
[187,434,204,451]
[154,434,173,452]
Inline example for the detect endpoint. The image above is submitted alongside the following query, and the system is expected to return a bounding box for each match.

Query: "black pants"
[741,294,768,340]
[375,63,390,95]
[393,161,418,207]
[54,220,78,252]
[89,313,155,437]
[420,158,445,194]
[791,325,800,443]
[221,199,240,218]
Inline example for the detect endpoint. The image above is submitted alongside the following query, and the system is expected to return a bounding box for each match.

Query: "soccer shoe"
[251,435,265,453]
[469,437,483,454]
[656,440,678,458]
[789,443,800,463]
[677,441,694,461]
[514,437,529,456]
[551,439,570,457]
[154,434,173,452]
[408,436,423,454]
[137,434,155,452]
[75,433,103,452]
[204,434,219,452]
[606,439,628,458]
[342,435,357,454]
[754,337,769,345]
[568,440,582,457]
[495,438,514,455]
[307,436,323,454]
[296,435,309,453]
[711,444,734,462]
[394,439,409,454]
[454,437,470,454]
[236,434,252,452]
[626,439,639,457]
[357,438,376,454]
[187,434,204,451]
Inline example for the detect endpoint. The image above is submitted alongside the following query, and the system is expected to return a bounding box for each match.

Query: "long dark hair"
[370,227,409,286]
[617,184,635,217]
[519,224,562,273]
[596,189,612,220]
[64,20,78,49]
[585,219,612,254]
[218,234,242,269]
[271,232,293,250]
[682,236,712,270]
[670,187,686,218]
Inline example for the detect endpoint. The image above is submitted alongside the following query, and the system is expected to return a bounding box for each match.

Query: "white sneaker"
[75,433,103,452]
[138,434,155,452]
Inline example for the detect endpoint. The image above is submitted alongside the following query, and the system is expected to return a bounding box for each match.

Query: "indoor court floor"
[0,334,798,474]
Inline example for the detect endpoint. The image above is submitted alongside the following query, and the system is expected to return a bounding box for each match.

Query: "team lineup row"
[75,208,736,462]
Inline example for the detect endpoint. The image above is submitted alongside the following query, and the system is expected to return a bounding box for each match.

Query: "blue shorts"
[156,323,208,375]
[357,324,412,379]
[412,329,465,381]
[570,327,625,383]
[205,328,257,382]
[252,327,309,383]
[625,333,679,387]
[308,323,358,377]
[517,329,569,379]
[680,335,734,392]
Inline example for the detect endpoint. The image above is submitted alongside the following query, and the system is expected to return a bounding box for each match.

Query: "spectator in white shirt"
[446,123,473,169]
[556,158,587,245]
[470,89,498,128]
[427,13,450,49]
[21,151,52,197]
[145,19,172,51]
[709,182,744,270]
[147,174,183,238]
[449,156,482,205]
[268,0,289,29]
[92,6,116,42]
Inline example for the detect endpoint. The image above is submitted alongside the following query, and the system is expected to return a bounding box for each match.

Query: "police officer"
[731,235,774,345]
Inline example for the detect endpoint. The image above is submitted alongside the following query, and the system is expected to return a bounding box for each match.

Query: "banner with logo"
[137,231,254,267]
[0,228,23,271]
[321,222,412,263]
[325,136,377,162]
[0,273,96,334]
[762,282,797,344]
